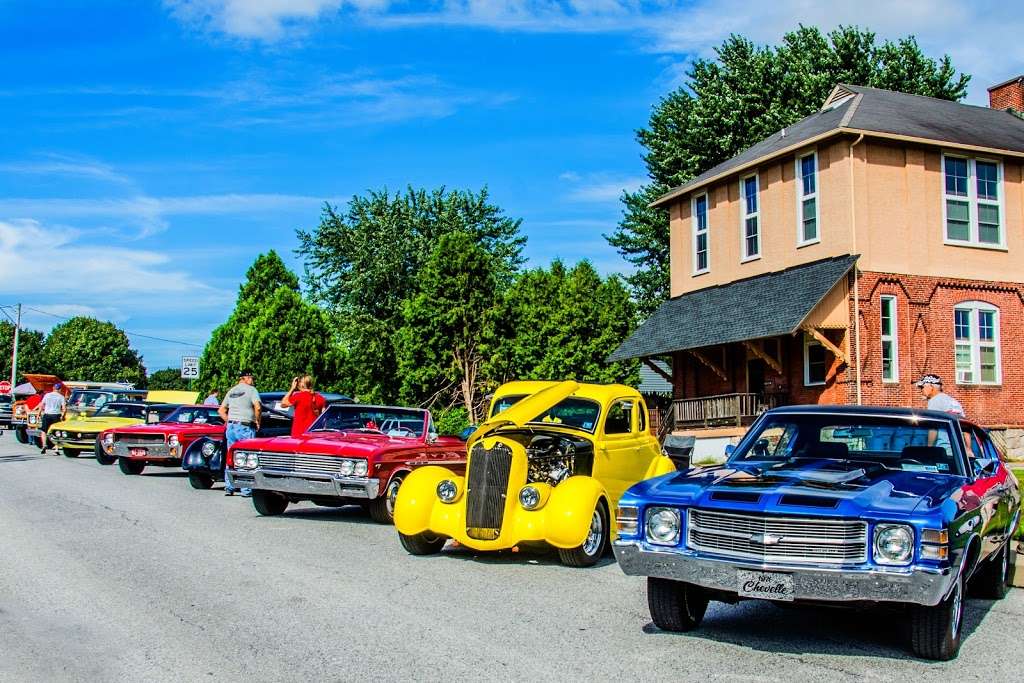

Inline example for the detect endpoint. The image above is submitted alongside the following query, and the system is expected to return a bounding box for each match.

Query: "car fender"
[394,465,459,536]
[644,453,676,480]
[543,476,607,549]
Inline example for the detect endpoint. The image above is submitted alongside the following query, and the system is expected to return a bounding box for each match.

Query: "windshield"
[162,406,224,425]
[732,413,964,475]
[68,390,113,410]
[490,394,526,418]
[526,397,601,433]
[94,404,147,419]
[309,406,427,437]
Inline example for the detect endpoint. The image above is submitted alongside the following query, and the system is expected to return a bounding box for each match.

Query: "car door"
[964,425,1004,557]
[596,397,646,507]
[980,430,1019,544]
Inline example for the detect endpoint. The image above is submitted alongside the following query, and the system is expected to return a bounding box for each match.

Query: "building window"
[880,295,898,383]
[796,152,819,245]
[740,174,760,260]
[803,334,828,386]
[693,192,709,274]
[943,154,1004,247]
[954,302,1001,385]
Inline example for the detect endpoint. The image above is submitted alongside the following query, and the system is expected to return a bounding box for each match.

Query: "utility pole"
[10,304,20,390]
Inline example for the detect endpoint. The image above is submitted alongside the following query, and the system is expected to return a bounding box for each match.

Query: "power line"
[2,305,203,348]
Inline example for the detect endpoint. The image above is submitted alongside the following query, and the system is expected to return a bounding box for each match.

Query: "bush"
[434,407,471,436]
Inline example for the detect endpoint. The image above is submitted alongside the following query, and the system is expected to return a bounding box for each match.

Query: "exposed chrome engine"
[525,433,594,485]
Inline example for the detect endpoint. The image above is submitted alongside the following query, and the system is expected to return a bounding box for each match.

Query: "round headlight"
[353,460,368,477]
[646,507,681,546]
[76,432,83,439]
[233,451,247,468]
[168,435,179,447]
[874,524,914,565]
[248,452,259,469]
[437,479,458,503]
[102,433,114,445]
[519,485,541,510]
[201,441,217,457]
[339,459,355,476]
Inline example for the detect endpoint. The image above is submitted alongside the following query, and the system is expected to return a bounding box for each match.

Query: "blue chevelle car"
[614,406,1020,661]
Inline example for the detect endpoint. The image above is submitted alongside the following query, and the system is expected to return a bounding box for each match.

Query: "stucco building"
[611,79,1024,456]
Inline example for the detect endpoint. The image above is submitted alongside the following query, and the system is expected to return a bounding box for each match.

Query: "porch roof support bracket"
[687,349,728,382]
[802,326,849,365]
[742,340,783,375]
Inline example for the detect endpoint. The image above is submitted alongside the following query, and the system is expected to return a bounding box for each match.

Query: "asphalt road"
[1,435,1021,682]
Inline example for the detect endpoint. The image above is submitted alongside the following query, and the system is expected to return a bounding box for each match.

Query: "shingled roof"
[608,255,858,362]
[652,84,1024,208]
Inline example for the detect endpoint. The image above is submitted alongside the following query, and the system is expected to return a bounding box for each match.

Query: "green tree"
[43,317,146,385]
[394,231,503,422]
[0,321,49,379]
[297,186,525,403]
[147,367,191,390]
[489,260,638,385]
[608,25,971,314]
[198,251,343,395]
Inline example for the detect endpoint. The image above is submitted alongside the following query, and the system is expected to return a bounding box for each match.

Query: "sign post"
[181,357,199,392]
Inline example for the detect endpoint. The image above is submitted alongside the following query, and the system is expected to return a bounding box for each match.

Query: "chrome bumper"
[112,443,175,459]
[228,469,380,499]
[613,541,955,607]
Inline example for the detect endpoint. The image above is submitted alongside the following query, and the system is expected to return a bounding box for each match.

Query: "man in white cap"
[916,374,964,417]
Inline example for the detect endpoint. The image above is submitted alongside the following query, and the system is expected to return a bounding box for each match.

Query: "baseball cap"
[239,369,254,378]
[915,374,942,388]
[54,382,63,390]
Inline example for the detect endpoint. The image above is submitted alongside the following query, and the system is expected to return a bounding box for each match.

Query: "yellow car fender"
[394,465,459,536]
[543,476,607,549]
[645,454,676,480]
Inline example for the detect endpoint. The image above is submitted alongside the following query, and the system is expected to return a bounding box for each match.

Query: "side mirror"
[973,458,998,478]
[426,433,438,445]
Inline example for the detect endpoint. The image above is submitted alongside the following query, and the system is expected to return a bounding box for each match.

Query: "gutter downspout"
[849,133,865,405]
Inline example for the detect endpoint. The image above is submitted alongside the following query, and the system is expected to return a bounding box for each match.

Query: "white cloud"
[163,0,389,41]
[561,173,646,203]
[0,155,132,185]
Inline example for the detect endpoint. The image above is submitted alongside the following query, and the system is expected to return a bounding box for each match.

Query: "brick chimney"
[988,75,1024,111]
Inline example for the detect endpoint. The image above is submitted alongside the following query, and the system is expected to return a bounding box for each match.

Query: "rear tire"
[15,427,27,444]
[399,532,446,555]
[971,541,1010,600]
[252,490,288,516]
[558,501,609,567]
[909,574,964,661]
[368,474,404,524]
[647,577,709,632]
[188,472,214,490]
[118,458,145,475]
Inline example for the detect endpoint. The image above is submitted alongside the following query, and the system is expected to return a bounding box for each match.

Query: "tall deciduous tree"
[297,186,525,403]
[43,317,146,385]
[608,25,971,314]
[1,321,48,379]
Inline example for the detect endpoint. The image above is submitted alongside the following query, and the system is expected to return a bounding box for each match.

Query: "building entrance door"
[747,358,766,396]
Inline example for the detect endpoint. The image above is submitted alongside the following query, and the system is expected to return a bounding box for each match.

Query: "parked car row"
[5,379,1019,661]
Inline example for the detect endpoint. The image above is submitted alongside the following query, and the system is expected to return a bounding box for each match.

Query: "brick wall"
[989,77,1024,112]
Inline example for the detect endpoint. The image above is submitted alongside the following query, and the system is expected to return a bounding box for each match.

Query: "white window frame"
[953,301,1002,385]
[880,295,899,383]
[692,192,710,275]
[803,333,827,387]
[941,153,1006,250]
[739,173,761,262]
[795,151,820,247]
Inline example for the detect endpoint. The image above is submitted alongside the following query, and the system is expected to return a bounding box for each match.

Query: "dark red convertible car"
[226,404,467,523]
[100,405,224,475]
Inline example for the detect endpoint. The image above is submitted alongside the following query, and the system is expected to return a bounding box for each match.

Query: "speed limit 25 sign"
[180,356,200,379]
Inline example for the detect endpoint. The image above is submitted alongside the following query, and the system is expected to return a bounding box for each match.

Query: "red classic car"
[100,405,225,475]
[226,404,467,523]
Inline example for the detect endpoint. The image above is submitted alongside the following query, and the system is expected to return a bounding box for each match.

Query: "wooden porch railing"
[671,393,777,428]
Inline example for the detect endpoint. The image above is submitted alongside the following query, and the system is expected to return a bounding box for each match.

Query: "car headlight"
[437,479,458,503]
[873,524,914,565]
[339,459,355,476]
[233,451,248,469]
[353,459,368,476]
[646,507,682,546]
[247,452,259,469]
[102,433,114,445]
[168,435,179,447]
[201,442,217,457]
[519,485,541,510]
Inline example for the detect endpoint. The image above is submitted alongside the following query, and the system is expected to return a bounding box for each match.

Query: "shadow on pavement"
[141,471,188,478]
[273,505,381,526]
[435,542,618,569]
[0,453,45,464]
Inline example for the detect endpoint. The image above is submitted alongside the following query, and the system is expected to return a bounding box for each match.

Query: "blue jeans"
[225,422,255,494]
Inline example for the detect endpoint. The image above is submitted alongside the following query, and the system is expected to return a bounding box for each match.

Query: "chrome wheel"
[386,478,402,517]
[583,508,604,556]
[951,578,963,638]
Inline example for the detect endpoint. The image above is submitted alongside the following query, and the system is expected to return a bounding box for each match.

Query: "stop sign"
[0,380,11,394]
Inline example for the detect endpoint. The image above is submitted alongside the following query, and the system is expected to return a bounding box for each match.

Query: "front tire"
[252,490,289,516]
[910,574,964,661]
[558,501,609,567]
[118,458,145,475]
[15,426,27,444]
[63,448,80,458]
[647,577,709,632]
[399,532,447,555]
[188,472,214,490]
[94,437,114,464]
[971,541,1010,600]
[368,474,404,524]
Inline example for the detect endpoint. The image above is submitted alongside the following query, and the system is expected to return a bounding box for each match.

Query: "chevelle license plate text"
[130,448,147,457]
[737,570,794,601]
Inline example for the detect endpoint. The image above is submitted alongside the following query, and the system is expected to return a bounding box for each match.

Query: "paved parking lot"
[0,435,1020,682]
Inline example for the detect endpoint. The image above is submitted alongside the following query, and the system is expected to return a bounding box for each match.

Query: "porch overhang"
[608,254,858,362]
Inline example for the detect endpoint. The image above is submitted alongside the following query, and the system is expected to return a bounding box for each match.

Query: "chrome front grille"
[687,509,868,565]
[254,452,346,476]
[465,442,513,540]
[115,434,166,445]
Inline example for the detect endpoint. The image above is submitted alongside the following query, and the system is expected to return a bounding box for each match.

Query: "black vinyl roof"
[608,255,857,362]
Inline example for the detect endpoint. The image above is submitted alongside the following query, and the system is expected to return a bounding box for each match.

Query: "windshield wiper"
[307,427,341,433]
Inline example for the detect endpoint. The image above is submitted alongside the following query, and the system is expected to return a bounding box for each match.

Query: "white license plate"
[737,570,794,601]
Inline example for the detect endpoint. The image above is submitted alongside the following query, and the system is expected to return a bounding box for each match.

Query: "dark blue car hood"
[630,460,965,518]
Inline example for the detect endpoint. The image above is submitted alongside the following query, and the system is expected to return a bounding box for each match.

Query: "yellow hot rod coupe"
[393,381,675,566]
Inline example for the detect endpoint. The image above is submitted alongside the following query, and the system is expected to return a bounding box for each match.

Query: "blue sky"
[2,0,1022,373]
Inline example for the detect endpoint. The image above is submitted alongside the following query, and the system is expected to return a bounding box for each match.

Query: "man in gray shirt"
[36,383,67,454]
[916,374,965,416]
[218,370,261,497]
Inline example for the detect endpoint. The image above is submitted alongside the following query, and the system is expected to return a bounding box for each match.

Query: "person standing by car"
[36,383,67,454]
[280,375,326,438]
[916,374,965,416]
[203,390,220,406]
[217,371,261,497]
